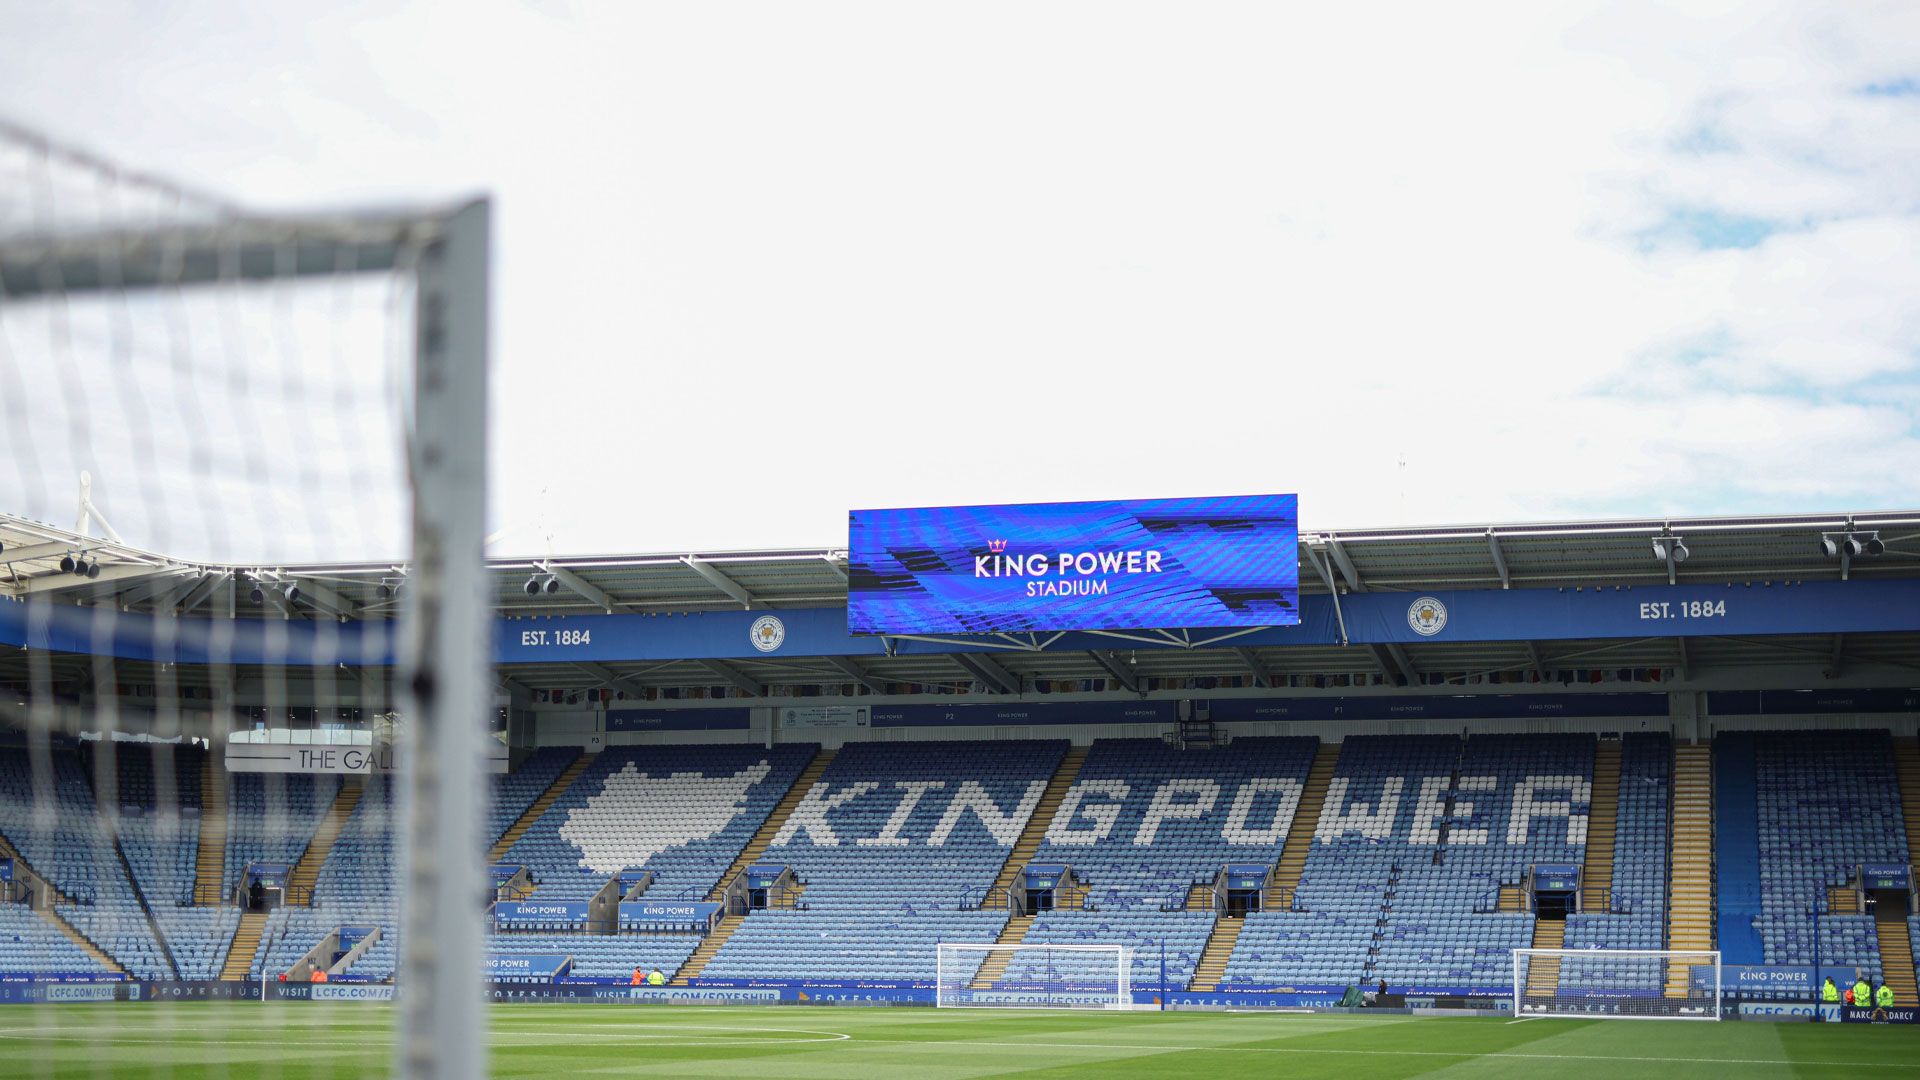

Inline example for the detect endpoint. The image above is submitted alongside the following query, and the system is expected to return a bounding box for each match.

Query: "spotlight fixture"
[1670,539,1689,563]
[85,560,100,580]
[59,554,76,573]
[283,585,300,604]
[250,586,265,604]
[1822,531,1885,559]
[1651,536,1687,563]
[1650,538,1668,561]
[377,583,392,599]
[543,575,560,595]
[524,575,542,596]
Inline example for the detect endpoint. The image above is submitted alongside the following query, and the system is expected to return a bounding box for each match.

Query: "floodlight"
[1865,534,1886,556]
[1821,536,1838,558]
[59,554,75,573]
[1670,540,1689,563]
[1651,538,1668,561]
[85,560,100,580]
[543,575,560,595]
[249,586,265,604]
[1843,535,1864,558]
[284,585,300,604]
[524,575,541,595]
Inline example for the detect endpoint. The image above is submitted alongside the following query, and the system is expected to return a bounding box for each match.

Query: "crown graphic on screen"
[987,539,1007,552]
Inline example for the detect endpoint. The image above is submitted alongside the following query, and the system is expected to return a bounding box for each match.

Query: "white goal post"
[1514,948,1721,1020]
[938,943,1134,1010]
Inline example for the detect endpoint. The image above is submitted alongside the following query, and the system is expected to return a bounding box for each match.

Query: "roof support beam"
[681,556,759,610]
[174,571,228,615]
[1230,645,1274,689]
[18,562,183,595]
[1304,545,1351,646]
[111,569,201,608]
[1372,642,1418,686]
[572,661,651,700]
[540,561,615,614]
[1829,633,1844,679]
[1487,531,1511,590]
[1326,538,1367,593]
[1676,637,1691,683]
[291,578,363,620]
[698,659,764,698]
[1086,650,1140,694]
[821,654,886,696]
[1523,640,1548,680]
[496,674,533,709]
[0,539,109,566]
[953,652,1020,695]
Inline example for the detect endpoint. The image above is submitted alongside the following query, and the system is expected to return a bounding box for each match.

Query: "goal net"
[0,120,491,1079]
[937,943,1134,1010]
[1514,948,1721,1020]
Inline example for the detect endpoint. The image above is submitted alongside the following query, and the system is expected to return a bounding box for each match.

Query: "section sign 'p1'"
[848,494,1299,635]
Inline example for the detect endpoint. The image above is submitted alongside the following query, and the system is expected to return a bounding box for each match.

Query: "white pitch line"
[847,1038,1920,1069]
[1505,1016,1545,1024]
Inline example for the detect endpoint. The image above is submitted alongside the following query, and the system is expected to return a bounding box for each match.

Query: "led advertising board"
[848,494,1298,635]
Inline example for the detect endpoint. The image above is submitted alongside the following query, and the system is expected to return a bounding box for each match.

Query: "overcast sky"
[1,1,1915,560]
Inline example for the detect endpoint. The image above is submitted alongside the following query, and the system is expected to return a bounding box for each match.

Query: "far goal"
[937,943,1134,1010]
[1514,948,1721,1020]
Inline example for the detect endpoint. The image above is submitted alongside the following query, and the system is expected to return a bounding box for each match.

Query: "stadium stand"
[1559,733,1670,997]
[1746,730,1909,988]
[694,740,1065,985]
[0,744,168,977]
[501,744,817,901]
[1220,734,1595,995]
[487,746,577,852]
[250,776,400,980]
[1002,736,1319,990]
[223,773,342,899]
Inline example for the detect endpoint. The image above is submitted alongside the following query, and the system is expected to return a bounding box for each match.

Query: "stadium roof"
[4,509,1919,700]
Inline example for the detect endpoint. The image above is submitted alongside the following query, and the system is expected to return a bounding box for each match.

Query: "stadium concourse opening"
[0,507,1916,1024]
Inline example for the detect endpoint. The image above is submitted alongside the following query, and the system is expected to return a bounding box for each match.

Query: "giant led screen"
[848,494,1299,635]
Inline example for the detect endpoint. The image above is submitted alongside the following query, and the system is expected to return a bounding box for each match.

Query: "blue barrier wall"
[1714,732,1764,965]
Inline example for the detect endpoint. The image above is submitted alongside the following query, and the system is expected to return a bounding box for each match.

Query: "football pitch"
[5,1004,1919,1078]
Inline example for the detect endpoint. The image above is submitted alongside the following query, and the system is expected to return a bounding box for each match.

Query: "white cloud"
[0,1,1912,559]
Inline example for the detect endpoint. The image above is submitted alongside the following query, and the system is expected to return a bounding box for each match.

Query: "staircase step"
[38,907,127,978]
[983,746,1088,903]
[193,760,229,904]
[219,911,269,981]
[1187,916,1246,991]
[285,777,364,904]
[489,751,595,864]
[1578,740,1622,913]
[1267,742,1338,911]
[1665,744,1714,998]
[706,749,837,902]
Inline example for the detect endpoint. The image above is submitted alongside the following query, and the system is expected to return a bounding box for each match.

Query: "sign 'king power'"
[848,494,1299,635]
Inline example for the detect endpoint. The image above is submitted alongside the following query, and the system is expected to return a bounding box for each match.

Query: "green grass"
[5,1003,1919,1078]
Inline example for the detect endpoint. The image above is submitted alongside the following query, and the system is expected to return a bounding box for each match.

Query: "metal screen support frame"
[398,198,491,1080]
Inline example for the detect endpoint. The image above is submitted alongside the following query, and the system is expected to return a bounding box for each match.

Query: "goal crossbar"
[937,942,1134,1010]
[1514,948,1720,1021]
